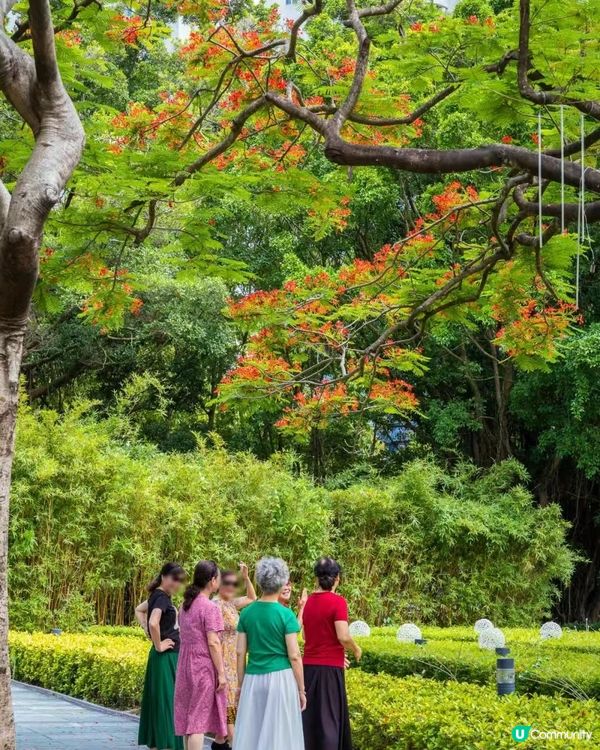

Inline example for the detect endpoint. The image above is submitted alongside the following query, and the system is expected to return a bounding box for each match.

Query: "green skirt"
[138,647,184,750]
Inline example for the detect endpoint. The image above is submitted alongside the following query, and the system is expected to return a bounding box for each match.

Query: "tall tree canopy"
[0,0,599,745]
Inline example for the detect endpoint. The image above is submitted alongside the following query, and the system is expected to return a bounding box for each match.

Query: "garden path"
[12,681,212,750]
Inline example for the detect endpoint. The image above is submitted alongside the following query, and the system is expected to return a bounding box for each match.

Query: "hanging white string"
[560,105,565,233]
[576,114,585,309]
[538,111,543,249]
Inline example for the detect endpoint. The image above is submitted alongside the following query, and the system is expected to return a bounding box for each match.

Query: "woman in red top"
[301,557,362,750]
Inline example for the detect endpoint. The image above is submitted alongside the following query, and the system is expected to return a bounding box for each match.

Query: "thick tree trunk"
[0,3,85,746]
[0,324,24,750]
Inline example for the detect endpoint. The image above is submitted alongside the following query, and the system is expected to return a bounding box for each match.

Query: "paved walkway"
[13,681,212,750]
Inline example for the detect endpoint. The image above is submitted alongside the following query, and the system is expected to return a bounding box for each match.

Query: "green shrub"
[9,632,148,709]
[10,404,576,628]
[356,632,600,700]
[347,672,600,750]
[10,631,599,749]
[330,460,575,625]
[9,403,330,630]
[87,625,147,639]
[371,626,600,654]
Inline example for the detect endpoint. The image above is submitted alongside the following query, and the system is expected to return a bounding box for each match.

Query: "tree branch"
[545,126,600,158]
[174,96,267,185]
[363,249,505,355]
[321,135,600,193]
[513,185,600,222]
[286,0,322,62]
[29,0,59,85]
[0,35,40,131]
[266,92,329,135]
[355,0,403,19]
[0,0,84,324]
[518,0,600,119]
[484,49,519,75]
[11,0,102,42]
[332,0,371,132]
[179,39,285,148]
[307,85,458,126]
[346,85,458,126]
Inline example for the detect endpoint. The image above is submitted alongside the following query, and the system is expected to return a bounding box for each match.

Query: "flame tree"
[0,0,599,744]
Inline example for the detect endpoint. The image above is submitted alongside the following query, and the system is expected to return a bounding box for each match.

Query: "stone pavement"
[12,681,212,750]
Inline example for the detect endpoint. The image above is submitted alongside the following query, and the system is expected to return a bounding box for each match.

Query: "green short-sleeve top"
[237,601,301,675]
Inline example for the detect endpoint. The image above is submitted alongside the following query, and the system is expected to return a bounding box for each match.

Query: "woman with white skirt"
[233,557,305,750]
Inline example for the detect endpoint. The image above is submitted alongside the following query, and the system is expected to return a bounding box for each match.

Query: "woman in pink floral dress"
[174,560,228,750]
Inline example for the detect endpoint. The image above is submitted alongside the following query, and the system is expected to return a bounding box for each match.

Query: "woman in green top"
[234,557,305,750]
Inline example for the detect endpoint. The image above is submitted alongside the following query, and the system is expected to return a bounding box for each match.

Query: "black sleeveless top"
[148,589,180,651]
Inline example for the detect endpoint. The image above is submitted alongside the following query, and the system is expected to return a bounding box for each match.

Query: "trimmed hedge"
[357,633,600,700]
[371,626,600,655]
[347,672,600,750]
[9,632,148,709]
[9,632,600,749]
[11,628,600,706]
[86,625,147,639]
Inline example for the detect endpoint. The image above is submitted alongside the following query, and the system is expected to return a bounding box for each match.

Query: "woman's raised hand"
[239,562,250,580]
[298,588,308,610]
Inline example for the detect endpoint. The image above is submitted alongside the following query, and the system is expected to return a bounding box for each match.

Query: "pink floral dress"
[174,594,228,737]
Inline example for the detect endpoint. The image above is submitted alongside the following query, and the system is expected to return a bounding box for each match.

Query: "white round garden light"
[349,620,371,637]
[478,627,506,651]
[540,621,563,640]
[474,618,494,634]
[396,623,422,643]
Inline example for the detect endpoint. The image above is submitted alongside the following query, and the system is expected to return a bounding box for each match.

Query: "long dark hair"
[183,560,219,611]
[314,557,341,591]
[148,562,186,594]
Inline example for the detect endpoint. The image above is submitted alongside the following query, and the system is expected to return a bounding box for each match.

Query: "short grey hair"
[256,557,290,594]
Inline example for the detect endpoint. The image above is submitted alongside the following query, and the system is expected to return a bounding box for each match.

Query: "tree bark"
[0,326,23,750]
[0,2,85,745]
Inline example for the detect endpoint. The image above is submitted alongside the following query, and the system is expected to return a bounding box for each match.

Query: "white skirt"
[233,668,304,750]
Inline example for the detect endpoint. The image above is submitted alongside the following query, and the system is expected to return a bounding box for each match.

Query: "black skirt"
[302,665,353,750]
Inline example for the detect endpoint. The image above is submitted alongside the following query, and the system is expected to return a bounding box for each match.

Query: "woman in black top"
[138,562,186,750]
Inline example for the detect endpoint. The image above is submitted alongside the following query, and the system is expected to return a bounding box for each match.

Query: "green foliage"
[9,631,600,748]
[347,672,600,750]
[9,405,575,629]
[356,630,600,699]
[9,402,329,630]
[373,625,600,653]
[453,0,495,20]
[329,459,575,625]
[9,632,148,710]
[426,399,483,451]
[86,625,147,639]
[511,324,600,478]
